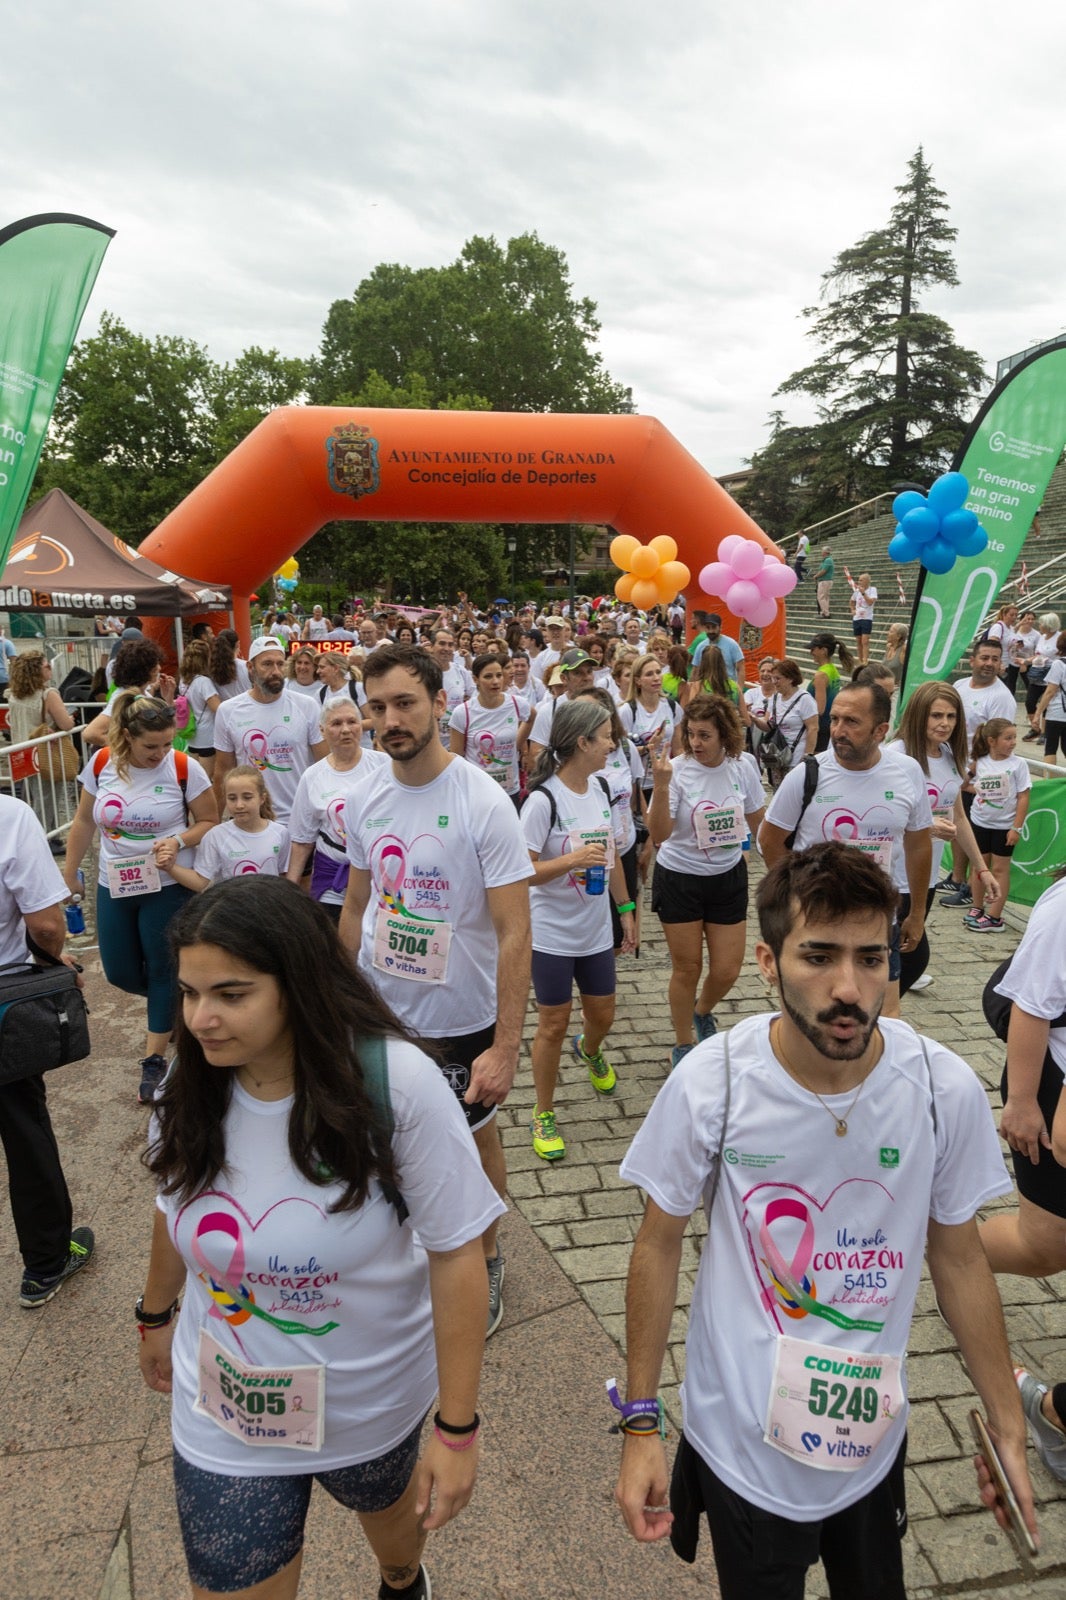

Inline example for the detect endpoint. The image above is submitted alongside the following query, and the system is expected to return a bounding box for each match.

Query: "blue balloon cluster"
[276,577,298,593]
[888,472,988,575]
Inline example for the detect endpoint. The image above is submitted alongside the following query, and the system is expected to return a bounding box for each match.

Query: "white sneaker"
[909,974,933,992]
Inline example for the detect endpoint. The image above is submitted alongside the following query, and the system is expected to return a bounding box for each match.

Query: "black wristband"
[135,1295,180,1328]
[433,1409,480,1436]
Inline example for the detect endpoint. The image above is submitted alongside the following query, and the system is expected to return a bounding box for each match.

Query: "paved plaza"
[2,855,1066,1598]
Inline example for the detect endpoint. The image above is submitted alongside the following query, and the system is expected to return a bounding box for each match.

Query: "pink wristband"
[433,1423,479,1451]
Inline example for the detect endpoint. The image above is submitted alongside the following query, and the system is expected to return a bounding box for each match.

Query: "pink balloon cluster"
[698,535,796,628]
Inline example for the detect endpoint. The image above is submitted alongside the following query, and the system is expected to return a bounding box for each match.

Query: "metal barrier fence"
[0,726,84,845]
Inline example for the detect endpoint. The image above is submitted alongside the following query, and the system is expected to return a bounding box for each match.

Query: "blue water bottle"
[65,896,86,935]
[585,863,606,895]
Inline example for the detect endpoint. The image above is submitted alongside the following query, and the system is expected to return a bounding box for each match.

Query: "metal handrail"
[778,493,896,547]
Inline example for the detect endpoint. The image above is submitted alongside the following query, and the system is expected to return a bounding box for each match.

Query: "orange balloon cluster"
[609,534,691,611]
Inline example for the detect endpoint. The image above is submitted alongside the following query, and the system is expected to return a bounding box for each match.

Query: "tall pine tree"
[748,149,985,529]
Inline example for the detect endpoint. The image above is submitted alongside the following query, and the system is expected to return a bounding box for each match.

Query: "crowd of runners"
[4,587,1066,1600]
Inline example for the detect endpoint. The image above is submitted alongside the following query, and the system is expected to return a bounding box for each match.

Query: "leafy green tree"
[748,149,986,526]
[32,314,307,541]
[310,232,633,416]
[209,346,308,458]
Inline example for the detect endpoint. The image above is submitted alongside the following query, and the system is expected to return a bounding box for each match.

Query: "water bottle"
[585,863,606,895]
[65,896,86,935]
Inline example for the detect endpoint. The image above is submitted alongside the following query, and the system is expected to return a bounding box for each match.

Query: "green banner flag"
[900,338,1066,710]
[0,212,113,570]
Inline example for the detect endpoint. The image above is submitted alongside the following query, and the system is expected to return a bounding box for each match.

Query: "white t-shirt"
[213,691,322,824]
[522,774,615,957]
[884,741,963,888]
[995,878,1066,1078]
[0,795,67,966]
[970,753,1030,830]
[449,694,530,796]
[287,678,323,699]
[766,690,818,771]
[952,676,1017,747]
[656,754,764,877]
[598,740,644,856]
[439,663,473,733]
[745,685,771,720]
[182,674,218,748]
[516,672,546,704]
[81,750,213,888]
[304,616,329,639]
[288,752,389,905]
[193,819,291,881]
[620,1015,1011,1520]
[852,585,877,621]
[529,694,561,750]
[530,646,560,684]
[345,758,532,1037]
[159,1040,505,1476]
[765,748,933,880]
[985,620,1017,661]
[1013,627,1040,666]
[213,661,251,702]
[1042,658,1066,722]
[619,698,683,787]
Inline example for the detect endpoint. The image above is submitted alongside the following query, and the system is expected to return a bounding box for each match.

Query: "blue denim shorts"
[173,1415,423,1592]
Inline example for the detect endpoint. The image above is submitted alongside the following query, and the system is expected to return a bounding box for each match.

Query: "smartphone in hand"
[969,1408,1038,1560]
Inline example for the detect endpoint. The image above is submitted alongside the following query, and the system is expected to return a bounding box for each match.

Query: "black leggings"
[897,886,936,995]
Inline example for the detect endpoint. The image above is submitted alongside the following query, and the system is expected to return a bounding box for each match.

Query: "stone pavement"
[2,852,1066,1597]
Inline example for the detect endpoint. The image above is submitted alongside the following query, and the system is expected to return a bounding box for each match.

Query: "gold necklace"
[772,1023,878,1138]
[237,1066,293,1091]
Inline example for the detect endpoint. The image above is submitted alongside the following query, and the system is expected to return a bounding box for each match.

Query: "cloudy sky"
[5,0,1064,473]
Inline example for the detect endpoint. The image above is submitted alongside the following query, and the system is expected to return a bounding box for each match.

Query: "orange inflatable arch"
[141,408,785,663]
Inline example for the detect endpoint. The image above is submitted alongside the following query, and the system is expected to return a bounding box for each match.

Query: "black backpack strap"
[783,755,821,850]
[358,1034,407,1224]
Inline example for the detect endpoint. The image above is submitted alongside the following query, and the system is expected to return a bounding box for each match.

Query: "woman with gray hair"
[521,699,636,1163]
[285,693,388,920]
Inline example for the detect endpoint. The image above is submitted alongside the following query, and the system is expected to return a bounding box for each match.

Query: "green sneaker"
[531,1109,565,1161]
[572,1033,617,1094]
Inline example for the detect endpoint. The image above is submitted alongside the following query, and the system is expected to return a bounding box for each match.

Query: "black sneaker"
[138,1054,169,1104]
[378,1564,431,1600]
[20,1227,95,1308]
[939,883,972,907]
[934,869,957,892]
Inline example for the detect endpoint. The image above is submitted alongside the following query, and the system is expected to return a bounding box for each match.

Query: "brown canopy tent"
[0,488,232,620]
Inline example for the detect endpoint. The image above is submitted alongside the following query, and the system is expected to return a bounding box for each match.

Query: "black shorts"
[1045,722,1066,757]
[670,1431,907,1600]
[188,745,215,757]
[651,858,748,926]
[971,821,1015,857]
[852,619,873,636]
[1002,1052,1066,1217]
[427,1023,497,1133]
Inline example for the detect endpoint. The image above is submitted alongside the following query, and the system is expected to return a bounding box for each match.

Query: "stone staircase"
[781,455,1066,671]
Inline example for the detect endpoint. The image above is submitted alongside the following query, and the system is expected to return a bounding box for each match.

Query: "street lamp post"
[505,534,517,600]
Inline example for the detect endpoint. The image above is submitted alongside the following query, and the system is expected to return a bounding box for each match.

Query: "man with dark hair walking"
[614,843,1036,1597]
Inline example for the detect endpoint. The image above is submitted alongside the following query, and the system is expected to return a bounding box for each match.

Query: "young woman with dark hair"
[139,876,500,1600]
[807,633,855,753]
[210,629,251,702]
[648,695,764,1068]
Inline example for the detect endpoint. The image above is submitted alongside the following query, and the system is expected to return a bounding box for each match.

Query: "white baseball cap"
[248,636,287,662]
